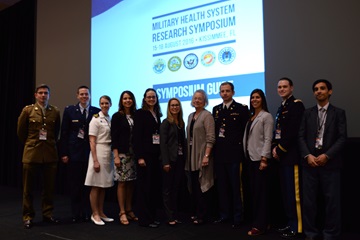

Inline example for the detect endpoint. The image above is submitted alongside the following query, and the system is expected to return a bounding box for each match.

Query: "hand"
[114,156,121,168]
[259,158,268,170]
[306,154,319,167]
[272,147,279,160]
[61,156,69,164]
[314,154,328,166]
[202,156,209,167]
[163,164,171,172]
[138,158,146,167]
[93,161,100,172]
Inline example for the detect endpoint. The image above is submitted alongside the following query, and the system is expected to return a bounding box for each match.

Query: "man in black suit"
[272,77,305,239]
[60,86,100,222]
[212,82,249,228]
[298,79,347,240]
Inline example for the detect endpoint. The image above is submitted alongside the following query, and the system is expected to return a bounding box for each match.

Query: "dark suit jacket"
[272,95,305,165]
[212,100,249,164]
[298,104,347,169]
[111,111,132,154]
[59,103,100,162]
[160,119,186,166]
[132,109,161,160]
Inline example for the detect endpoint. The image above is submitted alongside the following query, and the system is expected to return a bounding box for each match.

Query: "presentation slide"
[91,0,264,120]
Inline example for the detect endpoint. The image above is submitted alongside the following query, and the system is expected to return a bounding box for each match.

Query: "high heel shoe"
[119,212,129,225]
[91,215,105,226]
[125,210,138,221]
[100,216,114,222]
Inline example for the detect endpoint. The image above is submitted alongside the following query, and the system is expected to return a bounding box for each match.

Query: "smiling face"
[169,99,180,116]
[192,92,205,109]
[99,97,111,115]
[122,93,133,110]
[313,82,332,105]
[250,92,263,110]
[144,90,157,107]
[77,88,90,107]
[277,79,293,100]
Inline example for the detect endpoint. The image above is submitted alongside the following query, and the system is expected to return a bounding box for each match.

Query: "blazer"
[17,102,61,164]
[160,119,186,166]
[59,103,100,162]
[298,104,347,169]
[132,109,161,160]
[185,109,215,192]
[212,100,249,164]
[111,111,133,154]
[243,110,274,161]
[272,95,305,165]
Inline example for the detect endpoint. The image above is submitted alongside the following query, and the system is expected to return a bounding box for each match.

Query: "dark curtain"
[0,0,36,187]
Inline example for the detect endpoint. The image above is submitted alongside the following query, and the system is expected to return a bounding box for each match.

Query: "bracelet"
[204,154,209,158]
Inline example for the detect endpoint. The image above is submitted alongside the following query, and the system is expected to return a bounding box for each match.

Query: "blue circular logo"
[218,47,236,65]
[183,53,198,70]
[153,58,166,74]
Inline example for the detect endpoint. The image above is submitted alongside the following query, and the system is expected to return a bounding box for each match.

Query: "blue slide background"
[91,0,264,119]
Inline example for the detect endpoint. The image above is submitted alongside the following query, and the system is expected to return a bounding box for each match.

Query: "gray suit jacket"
[243,110,274,161]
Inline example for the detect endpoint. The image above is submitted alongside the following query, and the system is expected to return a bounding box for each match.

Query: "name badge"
[218,127,225,138]
[39,129,47,140]
[77,128,85,139]
[275,129,281,139]
[152,133,160,144]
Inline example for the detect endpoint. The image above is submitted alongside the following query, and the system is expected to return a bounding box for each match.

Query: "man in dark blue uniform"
[60,86,100,222]
[212,82,249,229]
[272,77,305,239]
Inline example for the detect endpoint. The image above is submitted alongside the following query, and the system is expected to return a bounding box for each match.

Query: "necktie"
[82,108,87,122]
[223,105,228,111]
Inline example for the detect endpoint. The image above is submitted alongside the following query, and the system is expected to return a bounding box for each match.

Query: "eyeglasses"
[146,96,156,99]
[170,104,180,107]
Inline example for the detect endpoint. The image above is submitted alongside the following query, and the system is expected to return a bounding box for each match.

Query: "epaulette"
[241,103,248,107]
[294,99,302,103]
[25,104,34,108]
[94,113,99,118]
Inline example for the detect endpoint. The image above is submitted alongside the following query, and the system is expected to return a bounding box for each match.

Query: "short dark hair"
[35,84,50,93]
[77,85,89,94]
[312,79,332,92]
[279,77,293,86]
[220,81,234,91]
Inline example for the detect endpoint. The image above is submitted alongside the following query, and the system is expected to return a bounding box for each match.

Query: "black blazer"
[212,100,249,164]
[298,104,347,169]
[111,111,133,154]
[59,103,100,162]
[132,109,161,160]
[160,119,186,166]
[272,95,305,165]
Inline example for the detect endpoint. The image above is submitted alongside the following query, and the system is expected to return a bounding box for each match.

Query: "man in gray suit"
[298,79,347,240]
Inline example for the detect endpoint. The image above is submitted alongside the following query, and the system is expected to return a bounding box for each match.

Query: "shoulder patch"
[294,99,302,102]
[94,113,99,118]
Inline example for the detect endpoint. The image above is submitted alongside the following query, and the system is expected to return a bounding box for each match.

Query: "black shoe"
[83,214,90,222]
[23,220,33,229]
[43,216,60,224]
[281,230,299,239]
[213,218,228,224]
[276,225,290,233]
